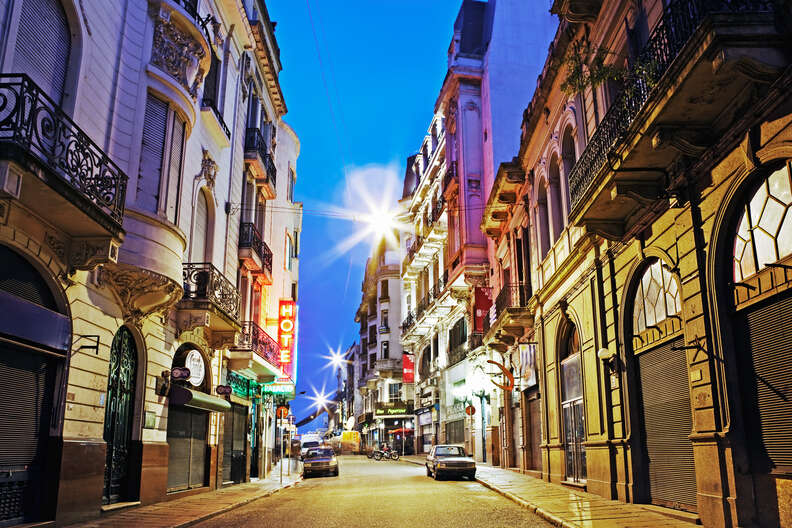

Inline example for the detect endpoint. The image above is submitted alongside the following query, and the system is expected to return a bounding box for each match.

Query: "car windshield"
[435,446,465,457]
[306,448,334,458]
[302,441,320,448]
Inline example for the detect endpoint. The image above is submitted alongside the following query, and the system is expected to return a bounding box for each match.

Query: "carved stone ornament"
[176,310,210,335]
[446,97,458,135]
[103,264,184,328]
[0,199,8,224]
[210,330,239,350]
[44,232,66,260]
[199,148,218,190]
[70,238,119,272]
[151,11,206,99]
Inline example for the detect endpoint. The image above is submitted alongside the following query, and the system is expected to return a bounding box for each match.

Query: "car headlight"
[438,463,447,468]
[330,459,338,466]
[304,462,312,467]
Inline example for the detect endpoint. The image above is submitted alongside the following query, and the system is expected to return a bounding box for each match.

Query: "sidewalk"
[401,456,695,528]
[70,459,302,528]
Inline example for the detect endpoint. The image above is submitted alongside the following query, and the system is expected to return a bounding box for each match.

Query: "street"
[193,456,552,528]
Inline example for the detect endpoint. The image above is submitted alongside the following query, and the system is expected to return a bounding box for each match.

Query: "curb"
[174,478,302,528]
[398,458,574,528]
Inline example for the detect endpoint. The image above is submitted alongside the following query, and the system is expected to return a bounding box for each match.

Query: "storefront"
[0,244,68,525]
[415,406,433,454]
[166,346,230,493]
[222,403,248,484]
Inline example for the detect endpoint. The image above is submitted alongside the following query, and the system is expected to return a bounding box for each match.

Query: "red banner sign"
[278,300,296,378]
[402,353,414,383]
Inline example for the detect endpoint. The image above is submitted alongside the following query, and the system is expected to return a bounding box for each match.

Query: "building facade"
[354,239,409,451]
[398,0,550,462]
[481,1,792,527]
[0,0,300,525]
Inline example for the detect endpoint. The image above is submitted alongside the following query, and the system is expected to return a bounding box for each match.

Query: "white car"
[425,445,476,480]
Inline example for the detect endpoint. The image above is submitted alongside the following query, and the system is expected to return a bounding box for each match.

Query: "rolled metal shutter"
[13,0,71,104]
[138,94,168,213]
[0,346,54,524]
[231,404,246,483]
[529,395,542,471]
[222,411,233,483]
[166,406,191,491]
[637,337,697,511]
[188,412,207,488]
[742,293,792,467]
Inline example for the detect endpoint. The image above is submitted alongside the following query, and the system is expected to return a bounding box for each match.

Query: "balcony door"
[191,190,209,262]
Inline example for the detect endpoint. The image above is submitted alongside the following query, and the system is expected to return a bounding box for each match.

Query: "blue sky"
[266,0,555,429]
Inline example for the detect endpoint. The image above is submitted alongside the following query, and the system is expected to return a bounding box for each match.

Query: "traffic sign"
[276,405,289,418]
[465,405,476,416]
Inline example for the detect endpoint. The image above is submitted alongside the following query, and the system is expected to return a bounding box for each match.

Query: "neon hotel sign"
[278,300,296,371]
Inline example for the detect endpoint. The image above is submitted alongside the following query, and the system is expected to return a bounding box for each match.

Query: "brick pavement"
[69,459,302,528]
[401,456,696,528]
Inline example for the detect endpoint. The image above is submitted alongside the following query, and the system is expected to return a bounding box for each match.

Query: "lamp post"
[470,367,490,463]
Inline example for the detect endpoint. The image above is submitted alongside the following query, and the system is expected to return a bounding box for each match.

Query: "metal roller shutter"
[188,413,207,488]
[166,406,191,492]
[637,337,697,511]
[741,293,792,468]
[13,0,71,104]
[222,411,233,483]
[0,346,55,524]
[138,94,168,213]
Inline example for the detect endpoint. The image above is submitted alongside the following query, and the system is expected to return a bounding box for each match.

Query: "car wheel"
[426,465,431,477]
[467,471,476,480]
[433,468,441,481]
[334,468,339,476]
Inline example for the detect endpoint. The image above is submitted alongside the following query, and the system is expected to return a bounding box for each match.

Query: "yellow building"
[482,1,792,526]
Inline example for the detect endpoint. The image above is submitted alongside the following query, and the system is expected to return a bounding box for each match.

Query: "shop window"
[733,163,792,282]
[389,383,401,403]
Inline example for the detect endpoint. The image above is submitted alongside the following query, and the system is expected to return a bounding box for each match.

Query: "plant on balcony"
[560,40,626,97]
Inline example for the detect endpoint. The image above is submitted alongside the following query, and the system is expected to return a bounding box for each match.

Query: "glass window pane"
[768,166,792,205]
[758,198,785,236]
[754,228,777,270]
[561,354,582,401]
[777,209,792,260]
[749,182,768,228]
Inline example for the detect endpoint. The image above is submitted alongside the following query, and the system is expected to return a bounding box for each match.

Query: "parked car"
[303,447,339,478]
[425,445,475,480]
[300,433,323,459]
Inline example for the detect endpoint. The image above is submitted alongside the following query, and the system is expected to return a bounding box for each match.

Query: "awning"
[170,385,231,412]
[388,428,414,435]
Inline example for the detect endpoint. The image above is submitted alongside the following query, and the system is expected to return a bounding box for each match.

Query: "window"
[380,279,389,299]
[286,235,293,270]
[632,259,681,334]
[381,310,388,329]
[138,93,184,222]
[287,168,296,202]
[368,325,376,343]
[369,353,375,370]
[388,383,401,403]
[536,182,551,259]
[291,282,298,301]
[292,230,299,257]
[382,340,389,359]
[733,163,792,282]
[191,190,209,261]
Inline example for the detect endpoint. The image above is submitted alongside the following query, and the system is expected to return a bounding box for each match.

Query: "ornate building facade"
[482,0,792,526]
[0,0,301,525]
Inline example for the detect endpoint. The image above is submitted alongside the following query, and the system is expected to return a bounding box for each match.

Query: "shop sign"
[278,300,297,376]
[185,349,205,387]
[375,407,409,416]
[263,380,295,395]
[402,353,414,383]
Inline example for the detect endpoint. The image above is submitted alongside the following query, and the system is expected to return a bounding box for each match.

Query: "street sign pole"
[279,420,283,486]
[287,427,291,476]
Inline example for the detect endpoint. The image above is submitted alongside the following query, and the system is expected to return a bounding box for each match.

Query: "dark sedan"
[425,445,476,480]
[302,447,339,478]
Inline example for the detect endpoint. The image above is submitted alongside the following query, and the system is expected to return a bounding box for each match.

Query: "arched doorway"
[727,162,792,527]
[0,244,69,524]
[102,326,138,504]
[628,259,696,511]
[559,322,585,483]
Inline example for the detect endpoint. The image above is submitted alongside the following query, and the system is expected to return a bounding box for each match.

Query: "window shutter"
[191,192,209,262]
[13,0,71,104]
[165,114,185,223]
[138,95,168,213]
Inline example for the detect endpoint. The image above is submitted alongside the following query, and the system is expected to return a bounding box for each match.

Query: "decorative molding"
[44,232,66,261]
[176,310,210,335]
[103,265,183,328]
[70,238,117,271]
[0,199,7,225]
[446,97,458,135]
[151,11,206,99]
[198,148,218,190]
[210,330,239,350]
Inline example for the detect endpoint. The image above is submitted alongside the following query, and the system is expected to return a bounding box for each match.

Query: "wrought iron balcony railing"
[493,283,531,321]
[468,332,484,350]
[201,97,230,138]
[239,222,273,275]
[244,127,276,186]
[238,321,279,366]
[442,160,457,190]
[182,262,241,322]
[0,74,127,227]
[448,341,467,367]
[568,0,776,210]
[400,311,415,334]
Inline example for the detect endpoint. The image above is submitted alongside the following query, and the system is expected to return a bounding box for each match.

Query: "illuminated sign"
[402,353,414,383]
[263,381,295,395]
[278,300,296,375]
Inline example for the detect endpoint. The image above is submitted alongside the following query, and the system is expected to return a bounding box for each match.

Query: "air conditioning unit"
[0,162,22,200]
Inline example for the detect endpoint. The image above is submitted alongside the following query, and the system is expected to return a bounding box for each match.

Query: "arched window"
[536,182,551,259]
[561,127,577,208]
[733,163,792,282]
[632,259,681,334]
[13,0,71,104]
[191,190,209,261]
[548,155,564,241]
[559,322,585,482]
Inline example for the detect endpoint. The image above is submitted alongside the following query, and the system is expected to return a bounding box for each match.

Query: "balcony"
[0,74,126,266]
[176,263,241,346]
[482,161,524,238]
[238,222,273,283]
[443,161,458,193]
[378,325,390,334]
[375,400,413,417]
[244,127,276,199]
[401,271,452,342]
[468,332,484,351]
[375,357,402,377]
[483,284,533,353]
[200,97,231,147]
[567,0,784,241]
[228,321,281,381]
[447,341,467,367]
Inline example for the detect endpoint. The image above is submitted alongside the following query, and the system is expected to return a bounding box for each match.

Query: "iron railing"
[239,222,273,275]
[401,311,415,334]
[201,97,230,138]
[443,161,457,190]
[468,332,484,350]
[448,341,467,367]
[494,283,531,320]
[238,321,279,366]
[182,262,241,322]
[568,0,776,209]
[0,74,127,227]
[244,127,276,186]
